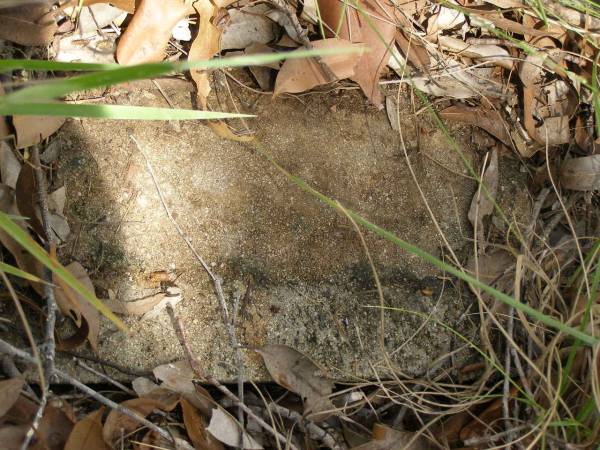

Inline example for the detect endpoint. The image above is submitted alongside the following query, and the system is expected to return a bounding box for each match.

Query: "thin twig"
[31,146,57,384]
[165,304,297,450]
[58,350,152,377]
[74,358,137,396]
[0,338,174,445]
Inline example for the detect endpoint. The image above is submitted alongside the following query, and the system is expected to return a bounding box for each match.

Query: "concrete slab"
[52,77,485,381]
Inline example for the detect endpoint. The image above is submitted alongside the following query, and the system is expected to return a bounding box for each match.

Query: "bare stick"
[31,146,57,383]
[165,305,296,450]
[268,403,346,450]
[130,134,246,432]
[74,359,136,396]
[0,338,174,445]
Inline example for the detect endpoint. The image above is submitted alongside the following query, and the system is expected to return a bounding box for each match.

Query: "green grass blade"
[0,60,121,72]
[0,47,361,103]
[0,261,45,283]
[0,211,127,331]
[250,142,600,347]
[0,102,253,120]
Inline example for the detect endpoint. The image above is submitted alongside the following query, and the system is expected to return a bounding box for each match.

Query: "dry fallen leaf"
[64,408,109,450]
[438,35,513,70]
[220,5,278,51]
[102,390,180,447]
[53,262,101,351]
[254,344,334,421]
[153,360,214,415]
[318,0,397,106]
[13,115,65,150]
[0,425,28,450]
[31,400,76,450]
[274,38,363,96]
[189,0,222,106]
[15,162,46,240]
[0,378,25,419]
[394,32,430,72]
[0,184,44,295]
[1,393,38,425]
[116,0,190,64]
[0,3,57,46]
[413,63,506,99]
[83,0,136,14]
[427,4,465,37]
[440,105,511,147]
[132,377,160,397]
[351,423,431,450]
[0,142,21,190]
[181,399,224,450]
[206,407,262,450]
[468,147,499,249]
[560,155,600,191]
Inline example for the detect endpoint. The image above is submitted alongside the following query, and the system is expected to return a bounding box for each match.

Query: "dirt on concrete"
[48,75,529,381]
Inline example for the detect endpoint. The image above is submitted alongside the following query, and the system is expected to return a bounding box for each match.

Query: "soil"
[47,74,529,381]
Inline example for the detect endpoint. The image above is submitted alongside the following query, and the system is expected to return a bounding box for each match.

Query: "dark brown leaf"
[274,38,364,96]
[394,32,430,71]
[0,378,25,419]
[181,399,223,450]
[0,425,28,450]
[31,401,76,450]
[102,390,180,447]
[53,262,101,351]
[15,162,46,240]
[0,4,57,46]
[13,115,65,150]
[64,408,109,450]
[440,106,511,147]
[351,423,431,450]
[318,0,397,106]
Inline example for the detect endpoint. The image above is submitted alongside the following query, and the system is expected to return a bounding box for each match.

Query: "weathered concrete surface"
[50,77,497,381]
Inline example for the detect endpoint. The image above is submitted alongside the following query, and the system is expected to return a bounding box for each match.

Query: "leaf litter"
[1,0,600,449]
